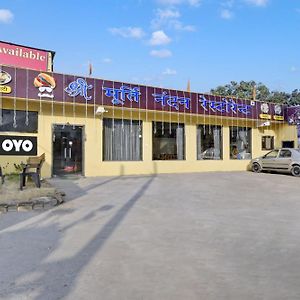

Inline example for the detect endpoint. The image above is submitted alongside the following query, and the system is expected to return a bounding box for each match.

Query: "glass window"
[279,149,291,158]
[262,136,274,150]
[0,109,38,133]
[264,150,279,159]
[197,125,222,160]
[230,127,252,160]
[103,118,142,161]
[152,122,185,160]
[282,141,294,148]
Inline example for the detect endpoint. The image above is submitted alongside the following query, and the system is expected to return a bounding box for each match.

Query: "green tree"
[211,80,270,100]
[210,80,300,106]
[289,89,300,106]
[267,91,290,104]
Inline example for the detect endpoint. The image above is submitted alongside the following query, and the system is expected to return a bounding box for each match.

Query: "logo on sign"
[2,139,33,152]
[273,104,284,120]
[0,136,37,156]
[261,103,269,114]
[65,78,93,101]
[34,73,56,99]
[274,104,282,115]
[260,102,271,119]
[0,85,11,93]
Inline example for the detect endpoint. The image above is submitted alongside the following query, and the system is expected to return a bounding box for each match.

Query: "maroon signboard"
[0,41,54,72]
[286,106,300,142]
[0,64,286,121]
[286,106,300,125]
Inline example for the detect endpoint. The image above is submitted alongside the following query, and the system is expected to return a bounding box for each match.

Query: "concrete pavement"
[1,172,300,300]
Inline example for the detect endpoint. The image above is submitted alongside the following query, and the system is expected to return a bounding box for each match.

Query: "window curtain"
[103,119,142,161]
[176,125,184,160]
[197,126,202,160]
[213,127,221,159]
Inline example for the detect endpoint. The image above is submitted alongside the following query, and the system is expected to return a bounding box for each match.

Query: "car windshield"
[264,150,279,158]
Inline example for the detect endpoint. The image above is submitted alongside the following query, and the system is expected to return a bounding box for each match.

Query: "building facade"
[0,64,298,178]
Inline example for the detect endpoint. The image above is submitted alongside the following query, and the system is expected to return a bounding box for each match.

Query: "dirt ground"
[0,175,56,203]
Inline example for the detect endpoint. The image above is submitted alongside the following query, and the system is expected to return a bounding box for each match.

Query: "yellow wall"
[0,98,298,177]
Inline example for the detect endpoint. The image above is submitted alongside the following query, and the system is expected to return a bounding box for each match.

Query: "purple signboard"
[286,106,300,141]
[0,65,286,121]
[286,106,300,125]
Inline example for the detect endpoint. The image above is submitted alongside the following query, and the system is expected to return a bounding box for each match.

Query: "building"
[0,44,298,178]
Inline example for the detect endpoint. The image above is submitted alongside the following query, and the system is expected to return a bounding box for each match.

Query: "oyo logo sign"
[2,139,33,152]
[0,136,37,156]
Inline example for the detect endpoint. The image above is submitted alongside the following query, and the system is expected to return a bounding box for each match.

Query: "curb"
[0,191,65,214]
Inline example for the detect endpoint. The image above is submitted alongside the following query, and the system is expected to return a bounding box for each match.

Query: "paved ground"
[1,171,300,300]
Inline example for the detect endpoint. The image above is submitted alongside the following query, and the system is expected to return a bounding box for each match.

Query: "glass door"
[52,125,83,176]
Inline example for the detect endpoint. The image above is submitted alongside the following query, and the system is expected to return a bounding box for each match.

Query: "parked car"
[250,148,300,177]
[200,148,221,160]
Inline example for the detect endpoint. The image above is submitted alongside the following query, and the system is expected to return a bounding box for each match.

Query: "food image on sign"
[0,70,12,84]
[0,70,12,93]
[34,73,56,98]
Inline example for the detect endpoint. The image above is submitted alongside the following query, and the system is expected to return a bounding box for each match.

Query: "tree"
[267,91,290,104]
[210,80,300,106]
[211,80,270,101]
[289,89,300,106]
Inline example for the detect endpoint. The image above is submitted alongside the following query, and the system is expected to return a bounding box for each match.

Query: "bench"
[0,166,5,184]
[20,153,45,190]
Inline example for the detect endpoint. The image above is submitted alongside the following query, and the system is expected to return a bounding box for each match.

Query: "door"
[261,149,279,170]
[52,125,83,176]
[276,149,292,171]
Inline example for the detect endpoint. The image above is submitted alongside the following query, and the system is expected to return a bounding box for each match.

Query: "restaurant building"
[0,42,298,177]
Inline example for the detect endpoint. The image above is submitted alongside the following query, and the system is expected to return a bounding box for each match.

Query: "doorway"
[52,125,83,176]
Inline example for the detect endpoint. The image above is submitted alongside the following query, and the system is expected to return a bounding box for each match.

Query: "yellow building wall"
[0,98,298,177]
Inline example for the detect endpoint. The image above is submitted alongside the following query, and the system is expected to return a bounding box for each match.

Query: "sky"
[1,0,300,94]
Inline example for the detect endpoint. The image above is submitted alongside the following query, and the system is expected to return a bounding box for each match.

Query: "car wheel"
[291,165,300,177]
[252,162,261,173]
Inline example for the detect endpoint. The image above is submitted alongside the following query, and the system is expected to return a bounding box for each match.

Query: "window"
[0,109,38,133]
[230,127,252,160]
[152,122,185,160]
[282,141,294,148]
[279,149,291,158]
[103,118,142,161]
[197,125,222,160]
[264,150,279,158]
[262,136,274,150]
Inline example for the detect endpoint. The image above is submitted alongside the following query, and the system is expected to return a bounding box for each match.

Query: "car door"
[276,149,292,171]
[261,150,279,170]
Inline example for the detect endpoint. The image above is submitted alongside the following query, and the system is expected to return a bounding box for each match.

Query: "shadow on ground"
[0,175,156,300]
